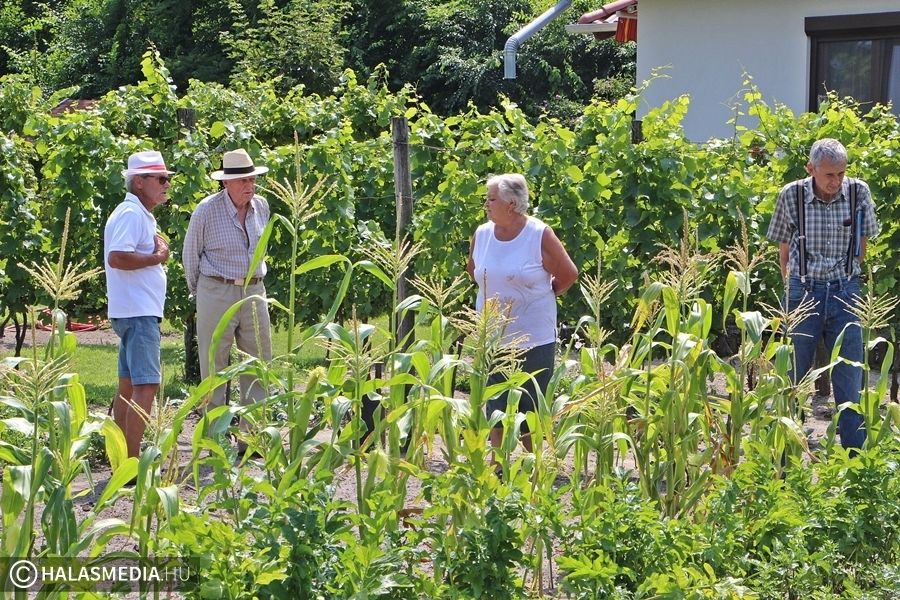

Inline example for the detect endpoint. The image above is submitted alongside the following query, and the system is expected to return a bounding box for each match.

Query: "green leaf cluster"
[559,444,900,598]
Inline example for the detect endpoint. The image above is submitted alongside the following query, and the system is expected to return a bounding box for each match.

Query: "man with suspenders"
[767,138,879,450]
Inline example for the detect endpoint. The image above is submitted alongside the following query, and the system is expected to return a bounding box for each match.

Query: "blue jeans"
[786,275,865,449]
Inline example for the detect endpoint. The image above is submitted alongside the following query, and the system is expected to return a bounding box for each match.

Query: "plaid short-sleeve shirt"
[767,176,879,280]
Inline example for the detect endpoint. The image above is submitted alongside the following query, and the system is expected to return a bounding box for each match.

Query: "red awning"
[577,0,637,42]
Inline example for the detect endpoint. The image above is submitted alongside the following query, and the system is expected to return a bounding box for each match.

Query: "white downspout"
[503,0,573,79]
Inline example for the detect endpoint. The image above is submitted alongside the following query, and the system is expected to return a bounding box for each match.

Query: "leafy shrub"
[557,441,900,598]
[559,477,699,597]
[159,473,351,599]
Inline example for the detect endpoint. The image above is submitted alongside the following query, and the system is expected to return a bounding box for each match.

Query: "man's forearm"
[779,243,789,279]
[108,250,163,270]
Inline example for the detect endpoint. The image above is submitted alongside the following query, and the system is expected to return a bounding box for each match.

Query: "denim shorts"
[111,316,162,385]
[486,342,556,432]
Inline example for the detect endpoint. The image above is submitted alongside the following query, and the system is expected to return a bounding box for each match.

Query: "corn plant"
[568,251,622,484]
[409,273,470,468]
[757,288,824,469]
[714,212,775,471]
[318,313,387,522]
[514,359,586,595]
[259,143,325,461]
[0,214,142,592]
[358,234,423,500]
[620,224,720,517]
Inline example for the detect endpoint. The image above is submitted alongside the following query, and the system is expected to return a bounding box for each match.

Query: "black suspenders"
[844,178,859,278]
[795,178,860,282]
[795,181,807,284]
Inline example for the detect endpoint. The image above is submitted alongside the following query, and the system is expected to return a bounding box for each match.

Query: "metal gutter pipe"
[503,0,572,79]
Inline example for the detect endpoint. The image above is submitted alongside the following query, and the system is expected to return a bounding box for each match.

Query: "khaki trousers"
[196,275,273,426]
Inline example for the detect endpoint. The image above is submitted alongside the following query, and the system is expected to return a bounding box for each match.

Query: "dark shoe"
[236,440,262,459]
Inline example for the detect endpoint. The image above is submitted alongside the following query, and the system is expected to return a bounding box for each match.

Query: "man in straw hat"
[182,149,273,454]
[105,149,174,458]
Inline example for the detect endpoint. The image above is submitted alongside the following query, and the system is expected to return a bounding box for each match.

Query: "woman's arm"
[541,227,578,296]
[467,236,476,279]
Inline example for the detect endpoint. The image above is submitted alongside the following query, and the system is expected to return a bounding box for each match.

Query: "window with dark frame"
[807,12,900,116]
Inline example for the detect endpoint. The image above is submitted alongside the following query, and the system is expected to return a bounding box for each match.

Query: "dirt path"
[1,321,182,351]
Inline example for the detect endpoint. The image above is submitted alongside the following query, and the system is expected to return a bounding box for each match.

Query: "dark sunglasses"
[142,174,171,184]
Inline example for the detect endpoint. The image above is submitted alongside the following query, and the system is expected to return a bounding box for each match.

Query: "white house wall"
[636,0,900,141]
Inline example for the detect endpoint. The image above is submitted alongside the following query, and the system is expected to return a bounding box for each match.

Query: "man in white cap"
[105,150,173,458]
[182,149,273,453]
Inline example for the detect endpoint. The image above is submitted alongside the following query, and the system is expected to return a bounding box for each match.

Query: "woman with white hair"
[467,173,578,455]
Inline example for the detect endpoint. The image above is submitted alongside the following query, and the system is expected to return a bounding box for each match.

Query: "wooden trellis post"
[392,116,415,348]
[178,108,201,384]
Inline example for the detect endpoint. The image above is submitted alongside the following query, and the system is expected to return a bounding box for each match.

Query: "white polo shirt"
[104,193,167,318]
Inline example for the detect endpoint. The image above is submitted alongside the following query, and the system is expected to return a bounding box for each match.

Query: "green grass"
[0,314,438,408]
[1,339,189,409]
[2,323,332,408]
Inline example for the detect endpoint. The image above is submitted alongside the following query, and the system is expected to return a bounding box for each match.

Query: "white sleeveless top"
[472,216,556,349]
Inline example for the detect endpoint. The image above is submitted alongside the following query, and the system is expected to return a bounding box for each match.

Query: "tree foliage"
[344,0,636,119]
[0,0,636,121]
[223,0,351,95]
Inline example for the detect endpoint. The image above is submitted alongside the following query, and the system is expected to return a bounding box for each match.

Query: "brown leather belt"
[205,275,262,286]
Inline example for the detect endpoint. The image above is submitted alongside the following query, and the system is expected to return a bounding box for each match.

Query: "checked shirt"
[767,176,879,281]
[182,189,270,295]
